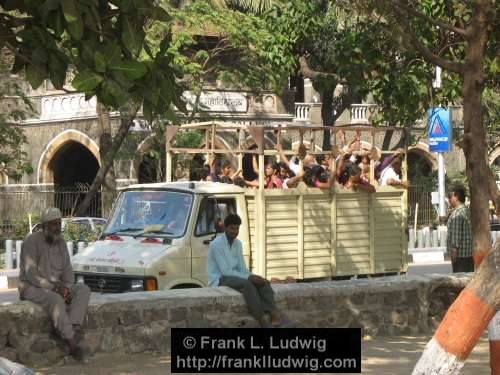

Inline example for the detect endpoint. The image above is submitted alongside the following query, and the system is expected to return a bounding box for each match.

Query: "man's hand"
[249,274,268,286]
[54,285,72,302]
[450,248,458,263]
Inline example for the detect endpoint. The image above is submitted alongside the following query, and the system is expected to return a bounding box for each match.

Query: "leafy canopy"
[0,0,184,121]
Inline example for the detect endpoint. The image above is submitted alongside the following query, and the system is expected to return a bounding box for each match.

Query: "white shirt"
[379,166,400,186]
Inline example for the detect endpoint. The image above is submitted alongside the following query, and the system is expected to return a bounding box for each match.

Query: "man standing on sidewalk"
[446,186,474,272]
[18,207,90,361]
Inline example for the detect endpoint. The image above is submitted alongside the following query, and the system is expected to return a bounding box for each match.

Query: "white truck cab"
[72,182,248,292]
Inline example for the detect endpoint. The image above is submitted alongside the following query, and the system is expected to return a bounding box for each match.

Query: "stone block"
[8,328,35,350]
[117,309,143,326]
[17,350,51,367]
[30,337,57,353]
[168,307,188,322]
[383,291,404,305]
[0,347,18,362]
[143,308,167,322]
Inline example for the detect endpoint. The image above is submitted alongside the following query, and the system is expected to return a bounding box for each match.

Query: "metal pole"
[166,130,172,182]
[438,152,446,218]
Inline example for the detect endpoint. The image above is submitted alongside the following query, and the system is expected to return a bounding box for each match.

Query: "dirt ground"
[34,335,490,375]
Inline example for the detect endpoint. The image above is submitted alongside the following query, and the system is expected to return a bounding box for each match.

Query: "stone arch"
[408,142,437,170]
[37,129,100,184]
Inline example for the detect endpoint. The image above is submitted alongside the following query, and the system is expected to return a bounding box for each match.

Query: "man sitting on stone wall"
[207,213,291,328]
[18,207,90,361]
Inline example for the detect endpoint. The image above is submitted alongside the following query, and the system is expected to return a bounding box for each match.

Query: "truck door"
[191,196,237,284]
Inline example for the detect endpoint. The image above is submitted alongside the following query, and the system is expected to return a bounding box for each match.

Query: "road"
[0,261,454,304]
[34,334,489,375]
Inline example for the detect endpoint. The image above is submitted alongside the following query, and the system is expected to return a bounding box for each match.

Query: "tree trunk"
[412,240,500,374]
[74,105,139,216]
[461,0,493,257]
[96,102,116,218]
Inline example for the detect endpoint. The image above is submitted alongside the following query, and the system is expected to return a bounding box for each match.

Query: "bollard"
[438,226,447,248]
[417,230,424,248]
[15,241,22,269]
[77,242,86,254]
[5,240,14,269]
[423,226,431,248]
[66,242,74,259]
[432,230,439,247]
[408,229,415,249]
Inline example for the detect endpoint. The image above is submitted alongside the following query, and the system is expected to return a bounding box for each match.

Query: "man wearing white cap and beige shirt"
[18,207,90,361]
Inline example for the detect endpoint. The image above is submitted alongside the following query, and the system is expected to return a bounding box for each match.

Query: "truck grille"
[77,273,132,293]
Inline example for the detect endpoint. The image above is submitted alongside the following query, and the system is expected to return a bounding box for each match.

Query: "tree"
[134,0,295,181]
[0,75,33,182]
[0,0,186,214]
[330,0,498,372]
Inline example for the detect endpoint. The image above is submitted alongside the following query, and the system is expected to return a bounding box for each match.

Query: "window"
[195,197,236,236]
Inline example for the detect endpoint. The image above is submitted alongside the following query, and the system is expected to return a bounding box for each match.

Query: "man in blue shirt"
[207,214,286,327]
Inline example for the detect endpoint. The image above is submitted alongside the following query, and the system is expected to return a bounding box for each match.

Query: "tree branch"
[392,0,468,37]
[298,55,346,83]
[390,7,465,74]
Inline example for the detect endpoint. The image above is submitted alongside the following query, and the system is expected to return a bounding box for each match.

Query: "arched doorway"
[49,141,100,216]
[407,151,433,181]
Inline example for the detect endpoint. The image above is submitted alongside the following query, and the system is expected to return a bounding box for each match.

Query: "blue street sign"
[428,107,452,152]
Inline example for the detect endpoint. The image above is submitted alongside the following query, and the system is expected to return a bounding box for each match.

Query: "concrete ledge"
[0,274,471,366]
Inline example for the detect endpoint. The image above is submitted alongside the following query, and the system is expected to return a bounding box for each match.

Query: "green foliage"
[0,0,182,121]
[151,0,294,105]
[0,59,34,181]
[62,222,103,243]
[7,214,41,240]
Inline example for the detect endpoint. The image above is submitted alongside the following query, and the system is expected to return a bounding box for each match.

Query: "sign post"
[428,107,452,222]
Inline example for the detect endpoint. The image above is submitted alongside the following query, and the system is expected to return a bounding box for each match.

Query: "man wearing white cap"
[18,207,90,361]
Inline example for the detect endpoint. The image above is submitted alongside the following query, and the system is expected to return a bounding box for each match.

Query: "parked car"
[31,217,107,234]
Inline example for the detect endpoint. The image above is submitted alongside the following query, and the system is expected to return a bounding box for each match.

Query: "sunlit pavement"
[34,334,489,375]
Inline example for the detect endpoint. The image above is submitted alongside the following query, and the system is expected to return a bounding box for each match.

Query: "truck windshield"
[104,190,193,237]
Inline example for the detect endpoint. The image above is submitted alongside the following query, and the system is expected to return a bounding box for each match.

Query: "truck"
[72,122,408,292]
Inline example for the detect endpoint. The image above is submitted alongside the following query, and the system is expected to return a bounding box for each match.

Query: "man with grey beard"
[18,207,90,361]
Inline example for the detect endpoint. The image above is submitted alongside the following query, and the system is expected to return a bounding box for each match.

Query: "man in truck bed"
[207,214,289,328]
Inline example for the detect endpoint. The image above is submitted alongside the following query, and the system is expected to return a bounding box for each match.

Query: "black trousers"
[452,256,474,273]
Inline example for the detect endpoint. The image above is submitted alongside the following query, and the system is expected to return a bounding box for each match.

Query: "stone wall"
[0,274,470,367]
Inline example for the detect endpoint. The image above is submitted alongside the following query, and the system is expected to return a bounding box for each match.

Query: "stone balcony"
[294,102,379,125]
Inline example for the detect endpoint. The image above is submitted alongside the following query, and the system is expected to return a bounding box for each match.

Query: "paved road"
[33,334,489,375]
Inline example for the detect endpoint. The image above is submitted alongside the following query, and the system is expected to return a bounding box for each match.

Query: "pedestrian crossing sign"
[428,107,452,152]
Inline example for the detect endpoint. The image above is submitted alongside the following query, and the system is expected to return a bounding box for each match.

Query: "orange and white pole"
[412,244,500,375]
[488,311,500,374]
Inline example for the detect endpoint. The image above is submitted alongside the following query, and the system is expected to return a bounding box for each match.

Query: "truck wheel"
[171,284,201,289]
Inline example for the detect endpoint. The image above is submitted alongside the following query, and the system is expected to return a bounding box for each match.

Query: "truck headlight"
[130,279,144,291]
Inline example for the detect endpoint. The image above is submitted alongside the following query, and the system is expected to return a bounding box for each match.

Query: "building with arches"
[2,77,489,222]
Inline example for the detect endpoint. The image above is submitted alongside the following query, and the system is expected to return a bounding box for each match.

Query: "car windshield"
[104,190,193,237]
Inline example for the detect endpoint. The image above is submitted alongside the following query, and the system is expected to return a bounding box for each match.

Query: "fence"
[408,184,436,227]
[0,184,101,240]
